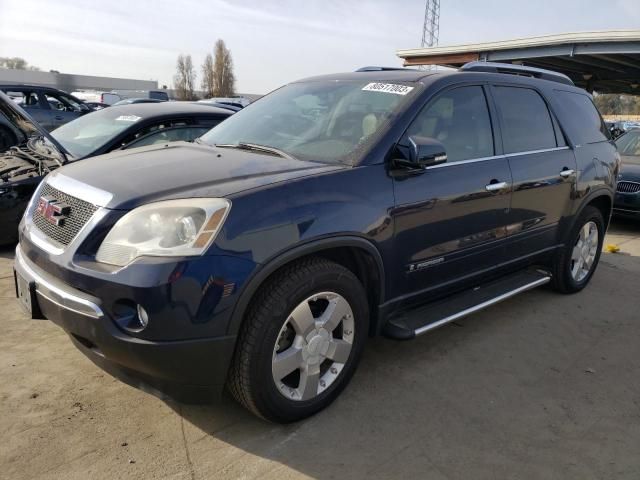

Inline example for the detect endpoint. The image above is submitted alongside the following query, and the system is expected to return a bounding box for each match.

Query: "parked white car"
[72,91,122,105]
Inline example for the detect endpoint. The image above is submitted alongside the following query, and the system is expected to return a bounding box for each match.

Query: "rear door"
[44,91,87,128]
[391,84,513,301]
[490,84,577,257]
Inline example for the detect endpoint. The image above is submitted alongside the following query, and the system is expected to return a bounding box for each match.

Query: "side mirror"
[408,136,448,167]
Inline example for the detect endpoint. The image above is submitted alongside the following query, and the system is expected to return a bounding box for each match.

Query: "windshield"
[200,80,420,165]
[51,107,145,157]
[616,130,640,164]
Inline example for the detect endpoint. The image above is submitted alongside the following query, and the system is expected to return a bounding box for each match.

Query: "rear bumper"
[14,245,237,402]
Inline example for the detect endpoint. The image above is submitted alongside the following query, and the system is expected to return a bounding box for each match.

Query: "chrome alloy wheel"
[571,220,599,282]
[272,292,355,401]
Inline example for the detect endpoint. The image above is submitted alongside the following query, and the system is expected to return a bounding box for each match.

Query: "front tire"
[551,206,605,293]
[228,257,369,423]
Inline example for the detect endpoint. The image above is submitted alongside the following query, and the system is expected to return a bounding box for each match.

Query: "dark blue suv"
[14,63,618,422]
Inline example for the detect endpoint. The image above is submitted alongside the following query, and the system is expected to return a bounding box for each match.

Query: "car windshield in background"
[616,130,640,164]
[200,80,420,165]
[51,108,145,158]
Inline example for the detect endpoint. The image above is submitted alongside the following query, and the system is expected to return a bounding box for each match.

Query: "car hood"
[619,157,640,181]
[48,141,345,209]
[0,91,69,158]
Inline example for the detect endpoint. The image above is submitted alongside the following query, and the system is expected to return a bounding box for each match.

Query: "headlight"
[96,198,231,266]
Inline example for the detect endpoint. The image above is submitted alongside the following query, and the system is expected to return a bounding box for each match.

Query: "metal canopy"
[396,30,640,94]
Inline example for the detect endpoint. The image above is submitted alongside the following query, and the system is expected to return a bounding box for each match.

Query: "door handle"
[560,169,575,178]
[54,115,63,120]
[485,181,509,192]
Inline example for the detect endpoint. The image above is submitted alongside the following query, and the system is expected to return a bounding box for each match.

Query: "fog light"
[113,300,150,333]
[136,304,149,329]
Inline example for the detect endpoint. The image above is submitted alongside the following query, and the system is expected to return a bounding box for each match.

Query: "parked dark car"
[50,102,231,159]
[0,97,232,244]
[605,120,624,139]
[0,84,92,131]
[613,129,640,216]
[14,63,618,423]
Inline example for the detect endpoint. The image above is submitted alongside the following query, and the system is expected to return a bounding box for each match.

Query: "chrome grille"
[32,183,98,246]
[617,181,640,194]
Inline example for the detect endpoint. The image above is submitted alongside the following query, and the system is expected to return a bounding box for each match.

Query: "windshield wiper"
[214,142,295,160]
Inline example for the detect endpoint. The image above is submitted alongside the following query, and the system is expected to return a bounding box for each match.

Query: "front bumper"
[14,244,237,402]
[613,192,640,216]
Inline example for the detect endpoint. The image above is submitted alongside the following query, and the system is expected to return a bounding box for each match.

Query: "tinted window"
[555,91,609,144]
[405,86,494,162]
[149,91,169,101]
[493,86,557,154]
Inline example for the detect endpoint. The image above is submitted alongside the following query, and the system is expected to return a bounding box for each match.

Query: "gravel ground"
[1,218,640,480]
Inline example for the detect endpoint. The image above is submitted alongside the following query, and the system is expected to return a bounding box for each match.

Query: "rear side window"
[150,91,169,101]
[405,86,494,162]
[493,86,557,154]
[555,91,609,144]
[5,90,43,109]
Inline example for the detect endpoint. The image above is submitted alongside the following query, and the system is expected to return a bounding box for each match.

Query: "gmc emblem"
[36,196,70,226]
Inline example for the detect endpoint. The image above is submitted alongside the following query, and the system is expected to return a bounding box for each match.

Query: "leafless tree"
[201,53,215,98]
[212,40,236,97]
[173,54,197,100]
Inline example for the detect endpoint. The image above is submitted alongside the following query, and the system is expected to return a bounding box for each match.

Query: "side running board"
[383,269,551,340]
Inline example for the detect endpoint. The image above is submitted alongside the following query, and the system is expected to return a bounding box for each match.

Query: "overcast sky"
[1,0,639,94]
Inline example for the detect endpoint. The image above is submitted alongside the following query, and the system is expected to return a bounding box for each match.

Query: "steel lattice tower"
[420,0,440,69]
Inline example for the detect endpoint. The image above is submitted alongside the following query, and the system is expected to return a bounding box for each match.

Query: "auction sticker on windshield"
[362,83,414,95]
[115,115,142,122]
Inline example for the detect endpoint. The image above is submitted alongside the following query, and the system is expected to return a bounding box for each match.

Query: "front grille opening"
[617,181,640,194]
[32,184,99,246]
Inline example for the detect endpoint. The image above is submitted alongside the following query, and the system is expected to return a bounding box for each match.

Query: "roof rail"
[459,61,574,86]
[355,66,418,72]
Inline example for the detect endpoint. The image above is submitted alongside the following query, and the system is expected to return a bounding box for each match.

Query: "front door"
[391,85,512,302]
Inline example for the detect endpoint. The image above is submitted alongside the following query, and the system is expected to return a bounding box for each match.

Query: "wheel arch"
[225,236,386,338]
[577,189,613,230]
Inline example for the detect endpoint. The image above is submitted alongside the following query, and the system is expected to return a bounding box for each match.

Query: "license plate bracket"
[14,270,44,319]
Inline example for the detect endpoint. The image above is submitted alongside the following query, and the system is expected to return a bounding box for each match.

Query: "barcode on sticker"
[362,83,414,95]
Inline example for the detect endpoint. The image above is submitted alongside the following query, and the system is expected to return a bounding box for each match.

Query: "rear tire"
[551,206,604,293]
[228,257,369,423]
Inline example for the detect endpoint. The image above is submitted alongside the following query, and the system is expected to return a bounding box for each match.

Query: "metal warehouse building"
[0,68,158,93]
[397,30,640,94]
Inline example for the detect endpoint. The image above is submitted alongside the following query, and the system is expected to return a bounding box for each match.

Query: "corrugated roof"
[397,30,640,58]
[396,30,640,94]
